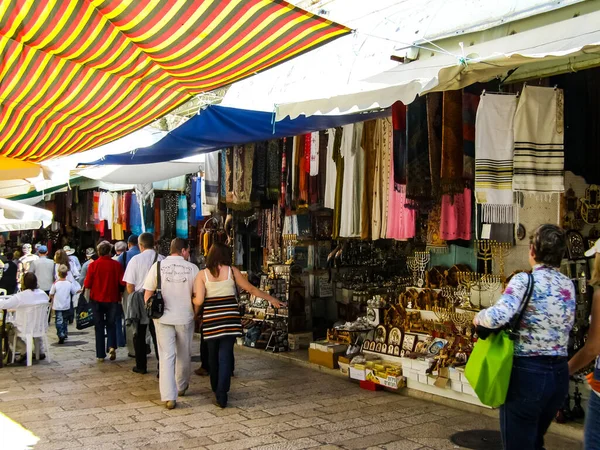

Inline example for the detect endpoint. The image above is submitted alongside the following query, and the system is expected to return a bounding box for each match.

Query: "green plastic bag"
[464,330,514,407]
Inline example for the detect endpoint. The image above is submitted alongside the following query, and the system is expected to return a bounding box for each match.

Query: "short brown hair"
[97,241,112,257]
[138,232,154,250]
[54,249,71,272]
[206,243,231,278]
[57,264,69,278]
[22,273,37,291]
[170,238,189,255]
[530,224,567,267]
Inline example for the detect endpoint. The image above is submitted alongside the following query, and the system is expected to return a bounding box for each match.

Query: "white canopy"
[275,8,600,120]
[0,198,53,232]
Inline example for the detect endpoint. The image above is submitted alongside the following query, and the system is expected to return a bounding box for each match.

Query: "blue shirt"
[117,246,140,270]
[475,265,576,357]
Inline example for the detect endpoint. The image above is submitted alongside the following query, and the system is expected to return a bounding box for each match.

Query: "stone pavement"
[0,328,581,450]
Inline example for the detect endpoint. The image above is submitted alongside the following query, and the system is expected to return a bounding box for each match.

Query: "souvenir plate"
[374,325,387,344]
[388,327,402,347]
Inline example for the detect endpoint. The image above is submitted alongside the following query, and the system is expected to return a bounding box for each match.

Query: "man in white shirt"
[0,273,49,362]
[144,238,199,409]
[63,246,81,274]
[28,245,55,294]
[17,244,38,284]
[123,232,164,374]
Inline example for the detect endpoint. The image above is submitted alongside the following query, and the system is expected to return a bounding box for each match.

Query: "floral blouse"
[475,265,576,357]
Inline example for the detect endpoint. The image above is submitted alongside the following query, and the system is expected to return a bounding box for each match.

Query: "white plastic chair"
[11,303,52,366]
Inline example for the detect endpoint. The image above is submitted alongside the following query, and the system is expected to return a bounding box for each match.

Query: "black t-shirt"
[0,260,18,294]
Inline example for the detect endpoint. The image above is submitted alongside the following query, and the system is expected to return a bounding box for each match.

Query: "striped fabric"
[202,294,243,340]
[513,86,565,194]
[474,93,518,223]
[0,1,350,161]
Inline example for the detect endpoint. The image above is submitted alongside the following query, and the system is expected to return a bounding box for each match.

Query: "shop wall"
[429,244,477,270]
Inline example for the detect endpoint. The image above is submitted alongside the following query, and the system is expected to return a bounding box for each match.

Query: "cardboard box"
[462,383,476,397]
[349,366,366,381]
[309,348,341,369]
[288,332,313,350]
[417,374,429,385]
[339,361,350,376]
[400,358,413,370]
[310,340,348,353]
[451,380,463,393]
[365,368,406,390]
[448,368,462,381]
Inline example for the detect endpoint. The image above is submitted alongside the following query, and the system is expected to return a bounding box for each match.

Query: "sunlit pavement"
[0,328,581,450]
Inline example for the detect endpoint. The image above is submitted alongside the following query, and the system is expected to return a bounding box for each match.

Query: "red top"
[84,256,124,303]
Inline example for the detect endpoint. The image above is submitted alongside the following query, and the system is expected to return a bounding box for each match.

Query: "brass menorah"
[472,274,503,309]
[491,241,511,280]
[450,311,476,335]
[474,239,494,274]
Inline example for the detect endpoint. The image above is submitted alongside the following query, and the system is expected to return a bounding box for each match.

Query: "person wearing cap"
[569,238,600,449]
[113,241,127,261]
[63,245,81,274]
[78,248,98,286]
[28,245,55,295]
[17,243,38,284]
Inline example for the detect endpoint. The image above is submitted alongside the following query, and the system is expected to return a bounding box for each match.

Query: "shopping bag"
[76,295,94,330]
[464,331,514,407]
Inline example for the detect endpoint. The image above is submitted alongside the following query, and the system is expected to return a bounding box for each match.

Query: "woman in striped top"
[194,243,283,408]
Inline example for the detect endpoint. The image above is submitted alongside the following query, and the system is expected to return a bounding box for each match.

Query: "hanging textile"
[339,123,364,238]
[154,197,161,241]
[220,150,227,202]
[405,96,432,210]
[122,192,131,232]
[427,93,443,200]
[297,136,309,209]
[267,140,282,201]
[440,188,472,241]
[252,142,268,201]
[361,120,377,240]
[441,90,464,196]
[392,102,407,190]
[426,205,447,252]
[310,132,320,176]
[475,93,518,223]
[324,128,337,209]
[513,85,565,194]
[159,197,166,239]
[318,130,328,202]
[332,127,344,239]
[205,151,219,206]
[190,176,203,226]
[372,118,392,240]
[176,195,188,239]
[281,138,291,208]
[164,193,178,238]
[228,144,255,210]
[463,91,480,184]
[129,192,143,236]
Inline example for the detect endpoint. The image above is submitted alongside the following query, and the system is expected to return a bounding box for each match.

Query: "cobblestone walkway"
[0,329,581,450]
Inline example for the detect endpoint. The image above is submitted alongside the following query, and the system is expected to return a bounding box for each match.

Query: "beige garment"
[372,118,392,240]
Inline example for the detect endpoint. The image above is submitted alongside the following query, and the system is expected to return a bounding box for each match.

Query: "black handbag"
[146,260,164,319]
[76,294,94,330]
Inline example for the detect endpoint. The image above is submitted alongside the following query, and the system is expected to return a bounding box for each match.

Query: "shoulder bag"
[146,255,164,319]
[464,273,534,408]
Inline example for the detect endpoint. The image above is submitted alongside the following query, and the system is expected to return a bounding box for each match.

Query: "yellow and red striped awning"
[0,0,350,161]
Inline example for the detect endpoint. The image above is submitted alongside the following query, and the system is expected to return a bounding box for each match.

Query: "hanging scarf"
[204,151,219,205]
[392,101,407,189]
[440,188,472,241]
[426,204,447,253]
[462,91,480,185]
[372,118,391,240]
[220,149,227,202]
[361,120,377,239]
[225,148,234,204]
[176,194,188,239]
[298,136,308,209]
[231,144,255,210]
[405,95,432,210]
[441,90,464,196]
[332,126,344,239]
[475,93,518,223]
[267,139,281,201]
[252,141,268,201]
[164,193,178,237]
[310,132,319,176]
[513,85,565,194]
[154,197,161,241]
[427,92,443,199]
[318,130,328,202]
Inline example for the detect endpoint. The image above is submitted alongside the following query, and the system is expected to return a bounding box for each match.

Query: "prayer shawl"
[475,93,518,223]
[405,96,432,210]
[427,93,443,199]
[204,151,219,205]
[462,91,480,185]
[513,85,565,194]
[441,90,464,196]
[392,102,407,190]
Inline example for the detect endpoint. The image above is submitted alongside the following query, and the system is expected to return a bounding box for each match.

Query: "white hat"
[63,245,75,256]
[585,239,600,257]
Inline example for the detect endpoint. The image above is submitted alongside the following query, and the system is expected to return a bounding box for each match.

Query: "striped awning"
[0,1,350,162]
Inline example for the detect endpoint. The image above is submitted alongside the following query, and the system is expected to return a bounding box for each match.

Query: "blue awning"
[83,105,390,166]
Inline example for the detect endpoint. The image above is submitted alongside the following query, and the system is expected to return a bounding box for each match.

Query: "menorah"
[449,310,476,335]
[406,251,430,288]
[472,274,503,308]
[474,239,494,274]
[491,241,511,280]
[432,305,451,323]
[457,271,480,309]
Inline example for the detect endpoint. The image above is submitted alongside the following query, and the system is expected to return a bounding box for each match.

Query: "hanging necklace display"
[581,185,600,224]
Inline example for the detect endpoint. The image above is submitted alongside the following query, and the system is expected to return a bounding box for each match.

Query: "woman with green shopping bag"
[472,224,576,450]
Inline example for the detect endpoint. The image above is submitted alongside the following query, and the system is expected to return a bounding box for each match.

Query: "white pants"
[154,320,193,401]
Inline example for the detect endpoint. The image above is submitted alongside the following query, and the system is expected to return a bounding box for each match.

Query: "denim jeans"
[207,336,236,406]
[55,310,68,339]
[90,301,118,359]
[585,391,600,450]
[115,303,126,348]
[500,356,569,450]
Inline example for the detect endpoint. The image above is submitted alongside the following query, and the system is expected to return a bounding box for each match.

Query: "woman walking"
[569,238,600,449]
[474,224,576,450]
[194,243,283,408]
